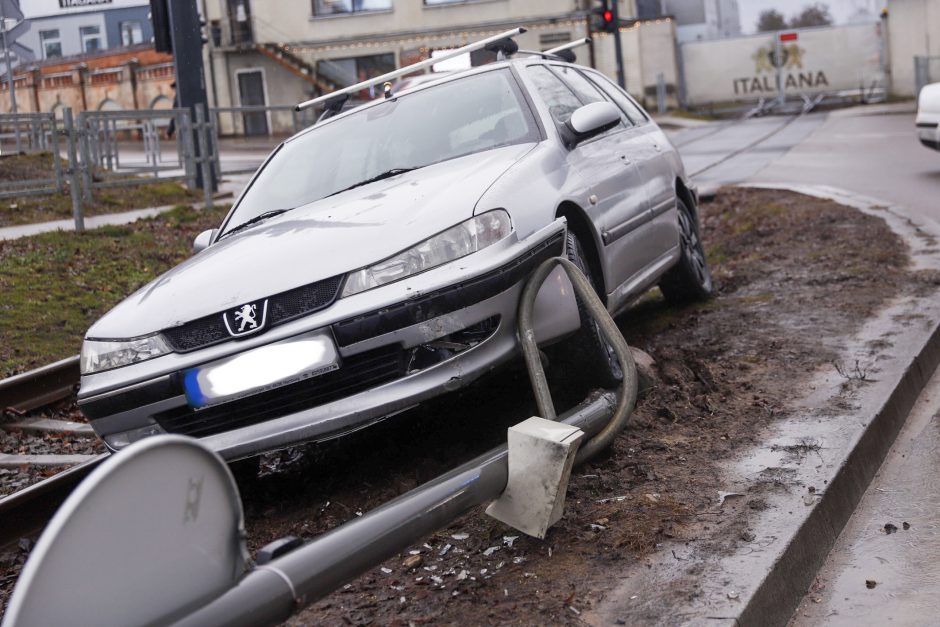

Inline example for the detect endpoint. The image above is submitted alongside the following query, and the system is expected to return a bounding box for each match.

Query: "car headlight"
[80,334,171,375]
[342,210,512,297]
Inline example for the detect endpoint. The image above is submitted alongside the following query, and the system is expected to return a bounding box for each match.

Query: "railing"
[0,112,64,199]
[0,104,219,231]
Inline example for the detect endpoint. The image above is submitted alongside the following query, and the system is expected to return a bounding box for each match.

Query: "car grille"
[153,344,406,438]
[162,275,344,353]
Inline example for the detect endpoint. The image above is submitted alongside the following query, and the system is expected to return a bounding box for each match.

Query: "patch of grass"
[0,153,199,227]
[0,204,230,377]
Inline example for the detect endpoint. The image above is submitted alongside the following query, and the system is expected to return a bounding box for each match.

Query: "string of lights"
[269,17,672,56]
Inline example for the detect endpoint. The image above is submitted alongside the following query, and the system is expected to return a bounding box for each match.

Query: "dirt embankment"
[2,188,934,623]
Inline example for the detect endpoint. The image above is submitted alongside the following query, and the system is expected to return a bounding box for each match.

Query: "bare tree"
[756,9,788,32]
[789,3,834,28]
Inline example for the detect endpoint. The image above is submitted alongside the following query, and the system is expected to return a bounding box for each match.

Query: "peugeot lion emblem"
[223,299,269,337]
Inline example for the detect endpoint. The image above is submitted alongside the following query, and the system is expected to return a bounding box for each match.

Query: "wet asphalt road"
[790,368,940,627]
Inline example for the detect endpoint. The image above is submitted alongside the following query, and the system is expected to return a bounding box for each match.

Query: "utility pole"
[611,0,625,89]
[0,8,22,154]
[151,0,216,191]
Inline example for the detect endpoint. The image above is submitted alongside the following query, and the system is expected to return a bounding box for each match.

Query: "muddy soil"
[0,188,930,621]
[246,188,921,625]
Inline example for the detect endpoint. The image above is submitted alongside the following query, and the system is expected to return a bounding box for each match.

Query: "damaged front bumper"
[77,219,579,460]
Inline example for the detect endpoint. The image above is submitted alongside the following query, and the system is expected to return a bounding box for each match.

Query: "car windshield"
[221,69,539,236]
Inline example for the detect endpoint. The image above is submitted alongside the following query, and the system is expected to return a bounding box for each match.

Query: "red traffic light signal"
[591,1,617,34]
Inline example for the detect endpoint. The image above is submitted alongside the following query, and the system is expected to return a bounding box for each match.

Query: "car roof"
[286,56,582,144]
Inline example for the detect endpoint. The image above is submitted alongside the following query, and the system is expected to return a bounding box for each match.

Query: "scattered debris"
[450,533,469,541]
[482,546,500,556]
[502,536,518,548]
[727,590,739,600]
[903,522,911,530]
[884,523,898,534]
[403,555,423,569]
[866,580,877,589]
[439,543,452,556]
[380,567,392,575]
[717,491,744,506]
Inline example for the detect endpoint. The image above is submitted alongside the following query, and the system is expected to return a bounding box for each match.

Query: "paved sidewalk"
[0,191,236,241]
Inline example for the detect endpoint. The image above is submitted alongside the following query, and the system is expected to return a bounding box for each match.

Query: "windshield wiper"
[220,209,291,239]
[327,167,420,198]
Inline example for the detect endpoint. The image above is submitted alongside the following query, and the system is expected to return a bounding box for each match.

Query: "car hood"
[88,144,535,339]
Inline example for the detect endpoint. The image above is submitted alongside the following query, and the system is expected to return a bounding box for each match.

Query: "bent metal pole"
[172,391,618,627]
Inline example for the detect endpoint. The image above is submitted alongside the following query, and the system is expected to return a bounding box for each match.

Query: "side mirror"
[194,228,218,253]
[564,101,621,147]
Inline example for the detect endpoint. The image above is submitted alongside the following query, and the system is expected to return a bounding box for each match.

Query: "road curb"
[736,183,940,625]
[741,313,940,627]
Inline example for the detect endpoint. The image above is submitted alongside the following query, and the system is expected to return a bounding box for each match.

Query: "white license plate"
[183,331,340,409]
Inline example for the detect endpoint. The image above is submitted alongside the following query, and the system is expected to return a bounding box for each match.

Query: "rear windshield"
[222,69,539,235]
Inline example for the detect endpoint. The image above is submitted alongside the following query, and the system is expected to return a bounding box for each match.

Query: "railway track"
[0,357,101,548]
[674,95,824,179]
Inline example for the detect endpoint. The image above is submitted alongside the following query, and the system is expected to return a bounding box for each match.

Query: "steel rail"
[0,356,100,548]
[0,356,80,413]
[687,95,822,178]
[0,454,106,548]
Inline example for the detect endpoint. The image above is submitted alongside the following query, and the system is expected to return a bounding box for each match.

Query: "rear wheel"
[659,198,713,304]
[550,230,622,389]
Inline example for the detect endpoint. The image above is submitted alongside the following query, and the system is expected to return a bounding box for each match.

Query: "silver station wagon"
[78,35,711,460]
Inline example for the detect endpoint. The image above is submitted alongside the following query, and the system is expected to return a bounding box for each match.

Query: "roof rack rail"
[544,37,591,63]
[516,38,591,63]
[544,37,591,56]
[295,27,527,113]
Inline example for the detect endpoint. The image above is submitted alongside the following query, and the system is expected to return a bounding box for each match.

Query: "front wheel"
[549,230,622,389]
[659,198,713,304]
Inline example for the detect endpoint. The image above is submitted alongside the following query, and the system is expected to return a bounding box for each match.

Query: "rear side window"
[585,71,649,125]
[525,65,583,125]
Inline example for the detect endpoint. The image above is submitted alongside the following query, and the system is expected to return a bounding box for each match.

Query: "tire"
[549,230,622,389]
[659,198,713,304]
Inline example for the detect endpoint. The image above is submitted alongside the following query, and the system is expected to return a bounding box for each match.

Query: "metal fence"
[0,104,220,231]
[0,112,64,200]
[915,56,940,97]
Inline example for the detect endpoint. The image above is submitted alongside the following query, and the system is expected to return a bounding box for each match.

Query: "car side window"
[525,65,584,126]
[551,65,629,129]
[585,70,649,125]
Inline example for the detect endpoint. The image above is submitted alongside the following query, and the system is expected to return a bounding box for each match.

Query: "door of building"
[237,70,269,136]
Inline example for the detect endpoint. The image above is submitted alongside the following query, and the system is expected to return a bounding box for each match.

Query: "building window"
[317,53,394,99]
[39,29,62,59]
[119,21,143,46]
[313,0,392,16]
[80,25,102,52]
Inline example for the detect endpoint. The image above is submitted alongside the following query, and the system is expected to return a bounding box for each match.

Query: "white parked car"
[916,82,940,151]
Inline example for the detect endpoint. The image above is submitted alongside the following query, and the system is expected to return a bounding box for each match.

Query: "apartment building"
[16,0,154,62]
[200,0,681,134]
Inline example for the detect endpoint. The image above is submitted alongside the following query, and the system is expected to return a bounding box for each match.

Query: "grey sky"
[737,0,883,34]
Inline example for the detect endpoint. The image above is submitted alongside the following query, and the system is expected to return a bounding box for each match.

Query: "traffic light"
[592,1,617,34]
